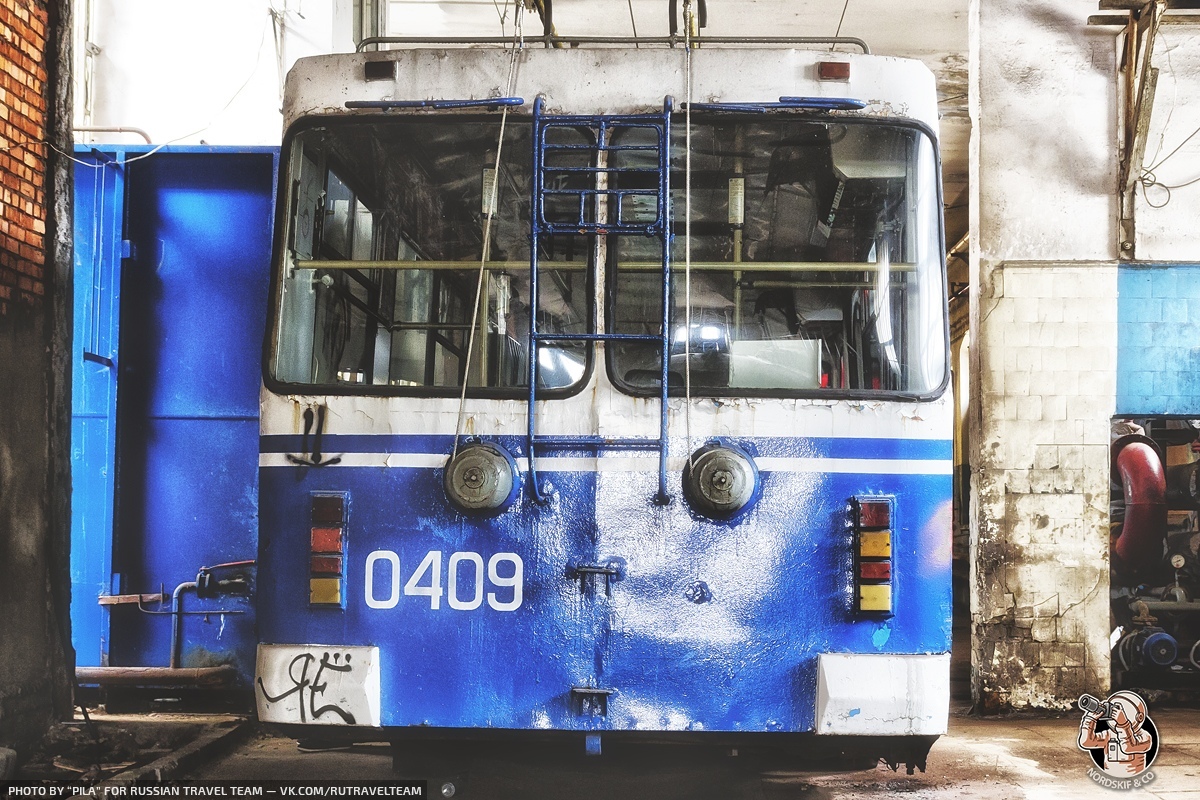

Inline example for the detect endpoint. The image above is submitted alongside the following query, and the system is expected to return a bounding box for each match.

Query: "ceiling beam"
[1099,0,1200,9]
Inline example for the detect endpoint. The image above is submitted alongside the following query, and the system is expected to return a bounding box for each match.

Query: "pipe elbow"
[1112,435,1167,577]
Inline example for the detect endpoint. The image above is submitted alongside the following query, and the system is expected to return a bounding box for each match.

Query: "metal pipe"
[1141,601,1200,613]
[73,126,153,144]
[169,562,255,668]
[1113,434,1168,578]
[76,665,236,687]
[295,259,914,273]
[170,580,198,670]
[356,35,871,54]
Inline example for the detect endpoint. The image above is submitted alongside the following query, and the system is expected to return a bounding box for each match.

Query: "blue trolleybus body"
[255,44,951,767]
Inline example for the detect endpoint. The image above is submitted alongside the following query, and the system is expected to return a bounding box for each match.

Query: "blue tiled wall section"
[1117,265,1200,416]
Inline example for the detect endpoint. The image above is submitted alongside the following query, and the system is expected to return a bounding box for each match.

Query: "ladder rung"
[539,166,661,174]
[542,188,658,195]
[534,332,663,343]
[537,223,664,235]
[541,144,662,153]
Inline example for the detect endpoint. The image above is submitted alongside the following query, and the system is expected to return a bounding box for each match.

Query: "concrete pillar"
[0,0,73,750]
[968,0,1117,709]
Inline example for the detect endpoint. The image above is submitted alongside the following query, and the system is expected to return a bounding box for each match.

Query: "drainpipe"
[1112,434,1168,578]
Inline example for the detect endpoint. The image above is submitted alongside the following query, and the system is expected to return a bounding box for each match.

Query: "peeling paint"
[872,624,891,650]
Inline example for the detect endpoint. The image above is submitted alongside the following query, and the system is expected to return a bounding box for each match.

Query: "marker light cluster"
[852,497,894,616]
[310,494,346,607]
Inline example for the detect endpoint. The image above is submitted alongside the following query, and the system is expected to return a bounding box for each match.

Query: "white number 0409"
[363,550,523,612]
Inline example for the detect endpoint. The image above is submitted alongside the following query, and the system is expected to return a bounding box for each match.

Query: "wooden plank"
[97,592,167,606]
[76,665,237,686]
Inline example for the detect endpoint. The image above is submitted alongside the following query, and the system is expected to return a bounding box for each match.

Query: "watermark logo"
[1077,691,1160,790]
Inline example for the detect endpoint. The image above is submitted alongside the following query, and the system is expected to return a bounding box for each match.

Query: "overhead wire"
[683,0,695,466]
[453,3,526,459]
[492,0,512,37]
[1137,33,1200,209]
[1144,123,1200,175]
[1138,122,1200,208]
[833,0,851,45]
[1144,28,1178,170]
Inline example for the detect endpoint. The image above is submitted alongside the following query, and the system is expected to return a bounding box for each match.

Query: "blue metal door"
[71,150,127,667]
[71,147,278,685]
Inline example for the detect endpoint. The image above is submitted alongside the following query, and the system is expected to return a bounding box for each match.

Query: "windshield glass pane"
[270,119,590,392]
[610,119,946,396]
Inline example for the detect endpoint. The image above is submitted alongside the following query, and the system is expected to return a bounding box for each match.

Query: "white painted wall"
[1136,25,1200,262]
[969,0,1117,709]
[73,0,970,151]
[73,0,353,145]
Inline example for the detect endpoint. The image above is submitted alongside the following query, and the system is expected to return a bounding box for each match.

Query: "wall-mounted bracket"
[1089,1,1178,259]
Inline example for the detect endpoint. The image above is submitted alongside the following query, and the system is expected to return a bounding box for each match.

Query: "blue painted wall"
[1117,264,1200,416]
[71,147,277,684]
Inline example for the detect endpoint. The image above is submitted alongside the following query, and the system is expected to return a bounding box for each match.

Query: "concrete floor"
[186,707,1200,799]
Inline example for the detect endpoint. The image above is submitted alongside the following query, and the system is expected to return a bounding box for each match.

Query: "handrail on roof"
[355,35,871,55]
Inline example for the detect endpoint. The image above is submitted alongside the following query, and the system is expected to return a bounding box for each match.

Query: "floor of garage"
[184,706,1200,799]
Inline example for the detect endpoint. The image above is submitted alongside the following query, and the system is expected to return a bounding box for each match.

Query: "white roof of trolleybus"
[282,48,939,137]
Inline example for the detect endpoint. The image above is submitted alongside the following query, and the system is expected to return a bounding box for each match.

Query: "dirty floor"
[182,707,1200,799]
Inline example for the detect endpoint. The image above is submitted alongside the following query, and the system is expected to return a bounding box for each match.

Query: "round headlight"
[682,442,759,519]
[443,442,518,513]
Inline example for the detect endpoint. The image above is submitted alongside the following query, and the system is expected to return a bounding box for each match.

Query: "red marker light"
[860,561,891,581]
[311,555,343,575]
[818,61,851,81]
[311,527,343,553]
[858,500,891,530]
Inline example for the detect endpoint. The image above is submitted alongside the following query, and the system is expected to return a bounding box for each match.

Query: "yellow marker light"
[859,584,892,613]
[859,530,892,558]
[310,578,343,606]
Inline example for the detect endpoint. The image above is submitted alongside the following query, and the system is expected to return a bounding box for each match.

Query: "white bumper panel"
[815,653,950,736]
[256,644,381,727]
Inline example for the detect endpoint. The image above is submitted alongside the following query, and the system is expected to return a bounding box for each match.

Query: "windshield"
[269,119,589,394]
[268,115,946,399]
[610,118,946,396]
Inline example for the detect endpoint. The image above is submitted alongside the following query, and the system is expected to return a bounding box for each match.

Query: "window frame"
[604,112,951,403]
[262,113,596,400]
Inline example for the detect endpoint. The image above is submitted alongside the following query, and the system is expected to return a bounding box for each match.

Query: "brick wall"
[0,0,49,315]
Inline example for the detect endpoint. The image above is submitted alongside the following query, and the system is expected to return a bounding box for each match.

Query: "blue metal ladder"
[527,96,674,504]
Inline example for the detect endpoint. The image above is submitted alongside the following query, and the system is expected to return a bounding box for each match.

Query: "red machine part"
[1112,434,1167,578]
